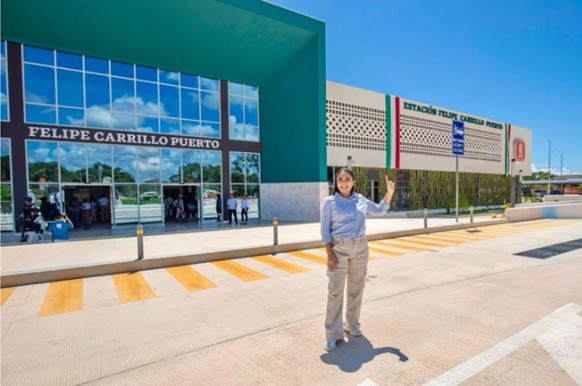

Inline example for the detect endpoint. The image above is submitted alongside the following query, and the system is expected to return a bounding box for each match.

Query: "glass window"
[230,152,245,183]
[86,109,111,129]
[1,138,11,182]
[27,141,59,183]
[181,120,199,136]
[161,149,181,183]
[114,184,138,224]
[138,184,162,223]
[182,150,201,183]
[229,82,243,96]
[200,77,219,91]
[244,85,258,98]
[85,73,110,109]
[59,143,87,183]
[0,138,13,230]
[136,81,158,115]
[160,118,180,135]
[229,95,244,139]
[159,70,179,85]
[58,107,84,126]
[136,65,157,82]
[202,151,221,183]
[138,147,160,183]
[85,56,109,74]
[180,88,200,120]
[181,74,198,89]
[113,146,137,183]
[111,61,134,78]
[111,77,135,112]
[200,91,220,122]
[200,122,220,138]
[87,144,112,183]
[112,112,136,130]
[246,153,260,183]
[57,69,84,107]
[245,98,259,126]
[26,104,57,124]
[160,85,179,118]
[137,116,158,132]
[23,46,54,65]
[24,64,56,104]
[57,52,82,70]
[1,43,9,121]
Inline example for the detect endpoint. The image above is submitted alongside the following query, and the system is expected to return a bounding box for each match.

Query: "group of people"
[19,196,74,243]
[164,195,199,223]
[67,195,110,228]
[220,194,251,225]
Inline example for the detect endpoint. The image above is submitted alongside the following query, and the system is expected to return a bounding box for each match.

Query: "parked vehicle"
[550,190,562,195]
[534,190,547,197]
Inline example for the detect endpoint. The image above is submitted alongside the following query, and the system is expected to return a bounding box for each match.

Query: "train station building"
[0,0,531,231]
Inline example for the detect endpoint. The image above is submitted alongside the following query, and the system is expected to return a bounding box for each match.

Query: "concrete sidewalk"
[1,215,505,287]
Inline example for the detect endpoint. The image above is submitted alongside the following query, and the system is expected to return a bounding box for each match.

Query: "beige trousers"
[325,235,369,340]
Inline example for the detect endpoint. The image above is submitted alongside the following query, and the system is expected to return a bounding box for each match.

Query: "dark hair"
[332,167,356,196]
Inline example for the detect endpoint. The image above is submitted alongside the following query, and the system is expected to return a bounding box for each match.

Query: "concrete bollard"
[424,208,428,229]
[470,206,474,224]
[273,217,278,246]
[137,224,144,260]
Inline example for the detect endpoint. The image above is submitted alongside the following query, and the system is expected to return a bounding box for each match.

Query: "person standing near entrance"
[81,198,92,227]
[98,194,110,222]
[241,195,250,225]
[70,197,80,227]
[321,168,395,352]
[227,194,238,225]
[216,193,222,222]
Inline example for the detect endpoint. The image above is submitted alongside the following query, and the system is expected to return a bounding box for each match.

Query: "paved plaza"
[1,218,581,385]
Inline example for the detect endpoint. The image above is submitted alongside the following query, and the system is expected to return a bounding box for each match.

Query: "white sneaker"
[325,339,338,351]
[344,326,362,337]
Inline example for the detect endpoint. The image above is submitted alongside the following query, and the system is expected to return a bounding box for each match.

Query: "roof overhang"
[1,0,324,85]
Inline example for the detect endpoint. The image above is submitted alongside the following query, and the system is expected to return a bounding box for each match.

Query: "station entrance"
[62,185,112,227]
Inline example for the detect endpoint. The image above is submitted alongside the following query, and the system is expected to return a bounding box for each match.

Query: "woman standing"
[321,168,395,351]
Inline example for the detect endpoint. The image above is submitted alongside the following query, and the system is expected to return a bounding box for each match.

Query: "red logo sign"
[515,139,526,162]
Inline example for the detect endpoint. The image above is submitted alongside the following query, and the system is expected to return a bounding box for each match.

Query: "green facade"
[1,0,327,183]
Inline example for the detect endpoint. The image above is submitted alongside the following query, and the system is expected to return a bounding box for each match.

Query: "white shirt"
[227,198,238,210]
[241,198,250,210]
[98,197,109,206]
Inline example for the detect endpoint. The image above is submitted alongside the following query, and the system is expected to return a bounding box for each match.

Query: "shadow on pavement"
[320,335,408,372]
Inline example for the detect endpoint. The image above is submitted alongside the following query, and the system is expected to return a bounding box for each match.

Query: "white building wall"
[326,82,387,169]
[509,125,532,177]
[260,182,329,222]
[398,97,507,174]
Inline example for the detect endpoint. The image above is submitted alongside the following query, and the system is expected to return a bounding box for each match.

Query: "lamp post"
[511,158,516,207]
[347,155,353,170]
[559,151,564,177]
[547,139,551,194]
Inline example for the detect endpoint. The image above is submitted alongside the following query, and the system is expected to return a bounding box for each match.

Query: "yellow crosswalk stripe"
[38,279,84,317]
[371,240,428,252]
[397,237,450,247]
[412,234,466,244]
[253,255,310,274]
[113,273,157,303]
[211,260,269,281]
[287,250,327,265]
[369,246,405,256]
[445,231,496,239]
[166,266,217,291]
[1,287,16,307]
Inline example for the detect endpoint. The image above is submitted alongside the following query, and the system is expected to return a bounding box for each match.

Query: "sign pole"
[456,155,459,223]
[452,120,464,224]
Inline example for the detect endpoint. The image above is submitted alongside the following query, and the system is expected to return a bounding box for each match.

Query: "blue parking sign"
[452,120,464,155]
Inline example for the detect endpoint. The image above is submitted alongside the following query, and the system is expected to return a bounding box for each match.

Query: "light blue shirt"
[321,192,390,244]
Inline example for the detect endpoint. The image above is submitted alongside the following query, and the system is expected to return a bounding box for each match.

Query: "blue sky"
[268,0,582,176]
